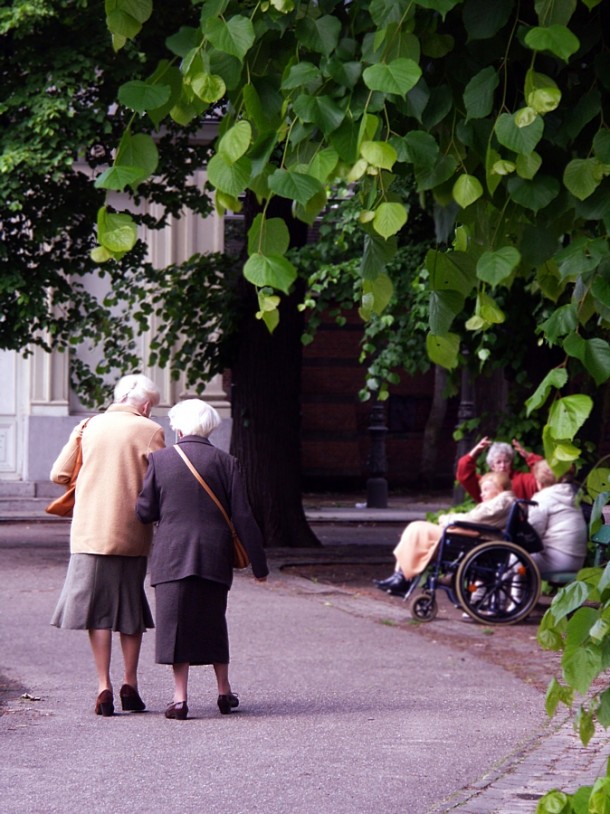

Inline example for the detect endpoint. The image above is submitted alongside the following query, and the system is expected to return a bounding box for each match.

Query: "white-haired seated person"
[136,398,268,720]
[527,459,588,577]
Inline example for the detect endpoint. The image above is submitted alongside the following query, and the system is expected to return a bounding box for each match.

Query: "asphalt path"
[0,522,586,813]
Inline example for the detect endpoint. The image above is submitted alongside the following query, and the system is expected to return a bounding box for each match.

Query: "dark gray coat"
[136,436,268,588]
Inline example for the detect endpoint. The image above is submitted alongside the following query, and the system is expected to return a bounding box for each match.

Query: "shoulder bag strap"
[173,444,237,536]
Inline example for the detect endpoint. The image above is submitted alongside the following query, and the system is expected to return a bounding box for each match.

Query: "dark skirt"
[154,577,229,665]
[50,553,154,635]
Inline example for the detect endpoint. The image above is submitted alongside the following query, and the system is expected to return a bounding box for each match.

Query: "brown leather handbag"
[174,445,250,569]
[45,418,92,517]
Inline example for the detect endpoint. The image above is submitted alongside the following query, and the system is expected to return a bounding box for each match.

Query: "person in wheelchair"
[527,459,588,577]
[456,436,542,503]
[375,472,514,596]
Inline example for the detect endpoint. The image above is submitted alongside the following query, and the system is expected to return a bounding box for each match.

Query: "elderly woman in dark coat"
[136,398,268,720]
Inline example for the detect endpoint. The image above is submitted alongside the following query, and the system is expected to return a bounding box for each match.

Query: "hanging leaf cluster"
[97,0,610,467]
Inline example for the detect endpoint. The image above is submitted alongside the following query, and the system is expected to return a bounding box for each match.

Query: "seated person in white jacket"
[528,460,588,577]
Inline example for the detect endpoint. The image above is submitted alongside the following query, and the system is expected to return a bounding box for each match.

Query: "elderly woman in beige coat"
[50,374,165,717]
[375,472,515,596]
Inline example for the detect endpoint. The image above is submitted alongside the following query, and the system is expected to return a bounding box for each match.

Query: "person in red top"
[456,436,542,503]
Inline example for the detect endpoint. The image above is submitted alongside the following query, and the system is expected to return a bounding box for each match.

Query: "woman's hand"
[512,438,529,459]
[469,436,491,458]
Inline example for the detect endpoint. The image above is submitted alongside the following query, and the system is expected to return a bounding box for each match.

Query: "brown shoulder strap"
[173,444,237,535]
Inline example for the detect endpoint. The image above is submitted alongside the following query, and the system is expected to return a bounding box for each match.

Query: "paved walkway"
[1,520,609,813]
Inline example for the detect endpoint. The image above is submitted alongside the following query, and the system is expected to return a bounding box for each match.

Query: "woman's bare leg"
[119,632,143,689]
[88,629,112,693]
[172,662,189,702]
[213,663,231,696]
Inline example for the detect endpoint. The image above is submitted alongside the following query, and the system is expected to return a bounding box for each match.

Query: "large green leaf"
[563,642,602,695]
[207,153,252,196]
[548,393,594,438]
[515,151,542,179]
[118,80,171,113]
[429,290,465,334]
[96,206,137,253]
[204,15,255,60]
[494,112,544,154]
[525,368,569,415]
[550,580,591,622]
[369,0,410,26]
[360,140,397,170]
[414,0,461,19]
[191,73,226,104]
[538,303,578,343]
[293,94,345,134]
[594,130,610,163]
[267,169,323,205]
[524,70,561,113]
[463,66,499,120]
[362,59,422,95]
[281,62,322,90]
[426,249,476,297]
[463,0,513,40]
[217,120,252,163]
[247,214,290,256]
[403,130,439,169]
[507,175,560,211]
[360,232,397,279]
[243,253,297,294]
[361,274,393,317]
[295,14,341,56]
[524,24,580,62]
[372,202,407,239]
[165,26,200,57]
[563,158,605,201]
[476,247,520,285]
[415,154,457,190]
[535,0,577,26]
[95,165,147,191]
[95,132,158,191]
[563,333,610,386]
[452,173,483,208]
[105,0,152,44]
[426,332,460,369]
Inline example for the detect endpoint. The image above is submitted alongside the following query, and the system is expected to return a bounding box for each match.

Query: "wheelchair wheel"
[455,541,541,626]
[408,591,438,622]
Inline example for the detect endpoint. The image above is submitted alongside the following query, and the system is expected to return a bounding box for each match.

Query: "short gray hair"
[486,442,514,468]
[114,374,160,408]
[169,398,221,438]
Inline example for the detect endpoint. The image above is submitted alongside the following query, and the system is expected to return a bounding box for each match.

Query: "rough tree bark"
[229,195,320,548]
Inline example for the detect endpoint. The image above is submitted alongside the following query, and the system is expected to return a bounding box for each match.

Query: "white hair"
[113,374,160,408]
[169,399,221,438]
[486,442,514,467]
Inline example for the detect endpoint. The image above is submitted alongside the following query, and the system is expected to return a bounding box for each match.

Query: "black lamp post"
[366,401,388,508]
[453,357,476,503]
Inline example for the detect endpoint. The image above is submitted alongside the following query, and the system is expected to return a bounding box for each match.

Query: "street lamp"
[366,401,388,508]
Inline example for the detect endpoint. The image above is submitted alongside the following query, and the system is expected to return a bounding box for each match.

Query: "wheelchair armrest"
[443,520,505,536]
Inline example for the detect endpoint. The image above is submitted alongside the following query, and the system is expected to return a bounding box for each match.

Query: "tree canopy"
[95,0,610,496]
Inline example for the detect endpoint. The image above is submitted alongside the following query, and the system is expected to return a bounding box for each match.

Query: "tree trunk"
[229,195,320,548]
[420,365,449,487]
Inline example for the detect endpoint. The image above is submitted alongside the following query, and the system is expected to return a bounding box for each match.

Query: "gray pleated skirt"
[51,553,154,635]
[154,577,229,665]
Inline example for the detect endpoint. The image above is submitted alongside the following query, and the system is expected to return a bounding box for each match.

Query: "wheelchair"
[404,500,543,626]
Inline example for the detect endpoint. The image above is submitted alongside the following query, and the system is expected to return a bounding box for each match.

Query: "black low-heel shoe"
[217,693,239,715]
[94,690,114,717]
[165,701,188,720]
[120,684,146,712]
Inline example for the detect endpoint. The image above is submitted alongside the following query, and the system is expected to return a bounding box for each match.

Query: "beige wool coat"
[50,404,165,556]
